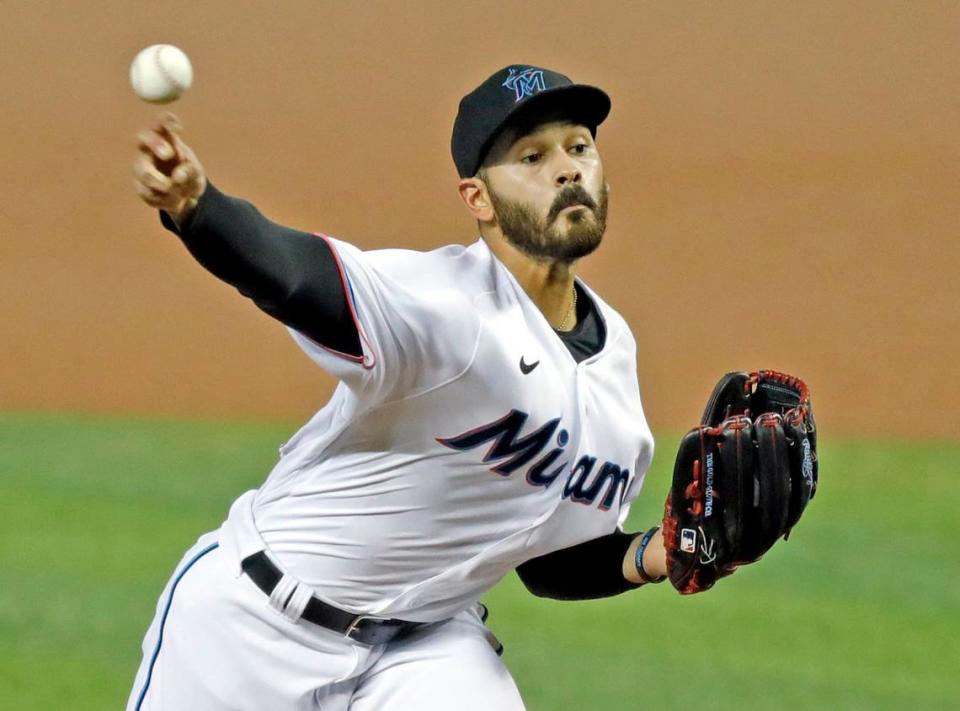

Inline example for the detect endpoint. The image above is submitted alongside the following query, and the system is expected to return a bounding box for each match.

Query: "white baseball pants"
[126,531,525,710]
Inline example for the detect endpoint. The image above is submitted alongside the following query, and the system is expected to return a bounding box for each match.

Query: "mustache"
[547,185,598,222]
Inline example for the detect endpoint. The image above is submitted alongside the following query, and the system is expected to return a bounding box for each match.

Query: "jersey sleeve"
[288,236,481,405]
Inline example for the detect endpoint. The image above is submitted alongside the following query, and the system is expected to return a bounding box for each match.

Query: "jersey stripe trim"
[133,542,219,710]
[309,233,377,370]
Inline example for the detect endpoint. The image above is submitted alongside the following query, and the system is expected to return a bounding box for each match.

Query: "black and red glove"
[662,370,818,594]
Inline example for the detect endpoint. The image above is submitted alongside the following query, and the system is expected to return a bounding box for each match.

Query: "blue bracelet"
[635,526,667,584]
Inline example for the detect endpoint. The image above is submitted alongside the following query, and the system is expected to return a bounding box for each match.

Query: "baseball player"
[127,65,668,710]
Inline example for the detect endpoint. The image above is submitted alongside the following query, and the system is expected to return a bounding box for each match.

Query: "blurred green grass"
[0,412,956,709]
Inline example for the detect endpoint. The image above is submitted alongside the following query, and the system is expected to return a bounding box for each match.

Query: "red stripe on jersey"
[308,233,376,370]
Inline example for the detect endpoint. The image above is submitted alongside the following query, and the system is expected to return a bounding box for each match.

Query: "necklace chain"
[558,286,578,331]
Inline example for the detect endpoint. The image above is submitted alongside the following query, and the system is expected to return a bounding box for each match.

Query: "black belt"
[241,551,423,646]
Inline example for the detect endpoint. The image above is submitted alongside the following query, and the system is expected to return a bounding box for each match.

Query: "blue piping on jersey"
[345,270,358,305]
[133,542,219,710]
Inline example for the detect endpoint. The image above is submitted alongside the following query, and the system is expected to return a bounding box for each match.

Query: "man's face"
[480,120,608,262]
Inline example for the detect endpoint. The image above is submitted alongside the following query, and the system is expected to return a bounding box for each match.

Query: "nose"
[553,153,581,187]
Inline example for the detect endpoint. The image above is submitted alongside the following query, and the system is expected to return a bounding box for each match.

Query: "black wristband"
[634,526,667,584]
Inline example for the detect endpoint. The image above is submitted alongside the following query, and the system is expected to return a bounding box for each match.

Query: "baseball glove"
[662,370,818,595]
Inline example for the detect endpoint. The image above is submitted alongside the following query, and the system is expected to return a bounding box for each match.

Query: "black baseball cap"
[451,65,611,178]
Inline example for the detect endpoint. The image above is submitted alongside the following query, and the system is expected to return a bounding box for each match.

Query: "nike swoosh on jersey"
[519,356,540,374]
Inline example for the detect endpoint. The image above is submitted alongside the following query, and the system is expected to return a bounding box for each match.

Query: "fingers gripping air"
[662,370,818,595]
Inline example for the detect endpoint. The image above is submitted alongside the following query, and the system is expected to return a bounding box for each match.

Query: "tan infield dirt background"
[1,1,957,438]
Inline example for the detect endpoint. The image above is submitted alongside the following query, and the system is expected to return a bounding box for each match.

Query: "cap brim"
[475,84,611,174]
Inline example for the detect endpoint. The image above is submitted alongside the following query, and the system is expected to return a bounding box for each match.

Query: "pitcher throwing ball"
[127,64,817,710]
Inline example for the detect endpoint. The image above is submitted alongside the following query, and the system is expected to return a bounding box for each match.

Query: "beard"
[486,181,609,262]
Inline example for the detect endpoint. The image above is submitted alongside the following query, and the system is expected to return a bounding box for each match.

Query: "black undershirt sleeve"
[516,530,643,600]
[159,182,362,357]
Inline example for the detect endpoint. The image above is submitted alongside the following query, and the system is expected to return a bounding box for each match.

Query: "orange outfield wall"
[0,1,956,438]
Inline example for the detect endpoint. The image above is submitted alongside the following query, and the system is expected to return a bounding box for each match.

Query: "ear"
[457,177,495,223]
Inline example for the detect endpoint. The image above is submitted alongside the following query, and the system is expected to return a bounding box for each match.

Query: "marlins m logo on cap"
[502,67,547,102]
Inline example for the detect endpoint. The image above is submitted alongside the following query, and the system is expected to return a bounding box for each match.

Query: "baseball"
[129,44,193,104]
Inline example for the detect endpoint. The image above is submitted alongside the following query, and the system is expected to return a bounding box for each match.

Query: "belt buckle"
[344,614,390,644]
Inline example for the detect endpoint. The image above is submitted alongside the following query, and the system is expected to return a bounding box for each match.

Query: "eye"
[570,143,588,155]
[521,152,542,165]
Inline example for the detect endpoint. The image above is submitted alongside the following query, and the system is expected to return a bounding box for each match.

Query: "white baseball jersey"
[221,236,655,623]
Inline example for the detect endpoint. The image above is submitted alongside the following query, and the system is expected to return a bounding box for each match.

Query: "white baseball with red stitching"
[129,44,193,104]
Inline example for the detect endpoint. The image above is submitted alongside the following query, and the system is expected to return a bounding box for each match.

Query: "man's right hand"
[132,112,207,225]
